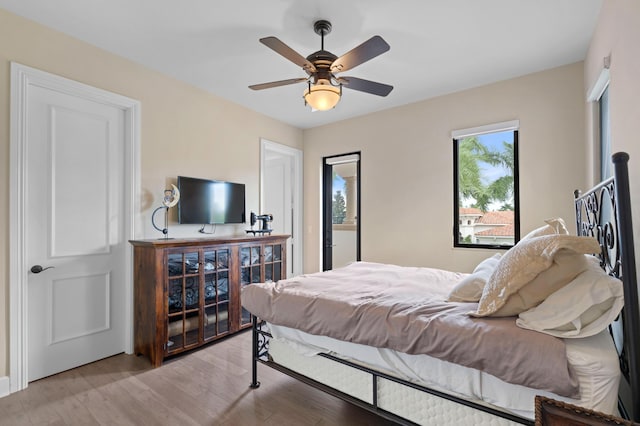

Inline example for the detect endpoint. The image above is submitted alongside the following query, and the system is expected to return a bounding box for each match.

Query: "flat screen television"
[177,176,246,224]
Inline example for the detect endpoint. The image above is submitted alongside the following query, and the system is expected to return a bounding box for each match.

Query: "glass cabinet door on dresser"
[166,246,231,356]
[166,250,201,354]
[202,247,230,341]
[239,240,285,328]
[263,243,284,283]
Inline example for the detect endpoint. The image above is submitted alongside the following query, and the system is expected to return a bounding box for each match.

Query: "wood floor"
[0,331,397,425]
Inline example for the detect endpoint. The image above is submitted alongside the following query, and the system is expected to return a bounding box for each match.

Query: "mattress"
[268,338,517,425]
[269,324,620,420]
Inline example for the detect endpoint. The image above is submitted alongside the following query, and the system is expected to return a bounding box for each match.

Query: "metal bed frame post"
[250,315,260,389]
[613,152,640,421]
[575,152,639,421]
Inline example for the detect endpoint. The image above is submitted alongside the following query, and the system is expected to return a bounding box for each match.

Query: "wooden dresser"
[535,396,638,425]
[130,234,288,367]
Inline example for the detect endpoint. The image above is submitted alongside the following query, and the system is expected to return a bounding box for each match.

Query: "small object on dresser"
[246,211,273,235]
[151,184,180,239]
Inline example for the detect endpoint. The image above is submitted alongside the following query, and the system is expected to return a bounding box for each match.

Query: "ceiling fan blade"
[338,76,393,97]
[249,77,308,91]
[331,36,390,73]
[260,37,316,73]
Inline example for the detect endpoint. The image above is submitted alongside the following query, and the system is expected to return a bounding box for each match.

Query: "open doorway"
[322,152,360,271]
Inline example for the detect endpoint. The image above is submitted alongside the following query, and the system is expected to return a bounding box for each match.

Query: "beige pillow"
[469,234,601,317]
[521,217,569,241]
[447,254,502,302]
[490,252,591,316]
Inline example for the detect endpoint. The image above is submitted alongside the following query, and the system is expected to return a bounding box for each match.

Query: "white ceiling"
[0,0,602,129]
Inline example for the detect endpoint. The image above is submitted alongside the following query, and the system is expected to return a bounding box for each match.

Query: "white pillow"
[469,235,601,317]
[447,254,501,302]
[521,217,570,241]
[516,259,624,338]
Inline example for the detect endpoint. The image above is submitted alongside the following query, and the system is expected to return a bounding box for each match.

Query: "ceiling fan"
[249,20,393,111]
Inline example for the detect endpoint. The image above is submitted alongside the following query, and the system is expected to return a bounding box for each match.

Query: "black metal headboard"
[574,152,639,421]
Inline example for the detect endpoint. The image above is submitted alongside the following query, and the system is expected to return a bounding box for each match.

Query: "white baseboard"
[0,376,10,398]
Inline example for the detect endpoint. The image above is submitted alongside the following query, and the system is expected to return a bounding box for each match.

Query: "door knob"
[30,265,54,274]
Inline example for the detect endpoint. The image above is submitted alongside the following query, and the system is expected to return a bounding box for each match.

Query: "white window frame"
[587,63,611,180]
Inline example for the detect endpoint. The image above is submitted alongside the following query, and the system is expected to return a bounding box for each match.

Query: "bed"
[242,152,639,425]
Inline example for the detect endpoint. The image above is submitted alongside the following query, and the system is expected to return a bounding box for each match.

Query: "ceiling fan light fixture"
[304,79,341,111]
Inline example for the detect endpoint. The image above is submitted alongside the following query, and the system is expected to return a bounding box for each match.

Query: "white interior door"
[264,156,291,233]
[26,82,127,381]
[261,140,302,277]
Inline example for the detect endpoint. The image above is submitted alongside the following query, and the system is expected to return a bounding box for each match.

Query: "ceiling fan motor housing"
[306,50,337,83]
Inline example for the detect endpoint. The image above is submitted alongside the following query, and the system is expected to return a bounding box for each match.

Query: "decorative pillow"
[447,254,502,302]
[516,260,623,338]
[521,217,570,241]
[469,234,601,317]
[491,252,591,316]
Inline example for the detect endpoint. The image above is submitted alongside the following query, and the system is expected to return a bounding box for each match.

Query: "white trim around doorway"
[8,62,141,394]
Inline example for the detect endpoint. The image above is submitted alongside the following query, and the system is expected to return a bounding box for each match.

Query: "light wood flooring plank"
[0,331,397,425]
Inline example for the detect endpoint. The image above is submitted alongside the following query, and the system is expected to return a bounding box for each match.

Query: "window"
[599,85,611,179]
[453,121,520,249]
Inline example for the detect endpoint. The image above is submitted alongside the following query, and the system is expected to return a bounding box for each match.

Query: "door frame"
[322,152,361,271]
[260,139,303,277]
[9,63,141,393]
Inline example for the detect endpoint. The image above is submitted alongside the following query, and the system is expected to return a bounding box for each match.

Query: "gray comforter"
[241,261,579,398]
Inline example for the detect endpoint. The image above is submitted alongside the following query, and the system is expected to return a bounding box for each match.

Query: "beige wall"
[303,62,587,274]
[584,0,640,270]
[0,9,302,378]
